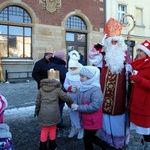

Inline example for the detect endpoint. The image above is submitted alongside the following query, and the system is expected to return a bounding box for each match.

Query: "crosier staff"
[120,14,136,150]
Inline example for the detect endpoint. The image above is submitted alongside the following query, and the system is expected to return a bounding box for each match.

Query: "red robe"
[129,57,150,127]
[100,61,126,115]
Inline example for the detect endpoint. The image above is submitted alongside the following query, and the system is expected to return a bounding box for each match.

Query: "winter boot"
[68,126,77,138]
[40,141,47,150]
[92,137,107,150]
[144,141,150,150]
[49,140,57,150]
[77,128,84,140]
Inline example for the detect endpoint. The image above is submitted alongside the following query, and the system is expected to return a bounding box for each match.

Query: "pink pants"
[40,125,56,142]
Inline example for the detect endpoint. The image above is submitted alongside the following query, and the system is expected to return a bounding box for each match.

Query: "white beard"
[104,36,127,74]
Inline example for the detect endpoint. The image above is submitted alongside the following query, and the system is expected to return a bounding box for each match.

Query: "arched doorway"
[65,15,87,65]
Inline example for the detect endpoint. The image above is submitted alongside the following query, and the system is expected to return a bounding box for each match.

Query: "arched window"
[65,15,87,65]
[0,6,32,58]
[66,15,87,30]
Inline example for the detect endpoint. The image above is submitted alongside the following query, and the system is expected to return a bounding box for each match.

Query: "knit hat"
[44,52,53,56]
[137,40,150,56]
[79,66,96,79]
[68,50,81,68]
[54,50,65,58]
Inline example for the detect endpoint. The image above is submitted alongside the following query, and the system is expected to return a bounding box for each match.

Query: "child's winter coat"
[35,78,73,126]
[0,123,14,150]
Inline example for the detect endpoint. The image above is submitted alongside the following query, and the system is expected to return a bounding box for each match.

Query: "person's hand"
[130,74,142,84]
[71,86,77,93]
[125,64,132,73]
[94,43,103,50]
[71,104,79,111]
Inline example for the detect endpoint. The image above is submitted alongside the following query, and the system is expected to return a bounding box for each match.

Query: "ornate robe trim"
[103,69,118,114]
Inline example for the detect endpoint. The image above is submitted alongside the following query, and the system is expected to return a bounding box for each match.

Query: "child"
[0,95,14,150]
[0,95,8,123]
[71,66,105,150]
[64,50,84,139]
[34,78,73,150]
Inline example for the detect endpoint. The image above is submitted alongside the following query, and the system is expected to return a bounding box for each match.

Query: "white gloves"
[71,104,79,111]
[101,34,107,46]
[71,86,78,93]
[125,64,132,73]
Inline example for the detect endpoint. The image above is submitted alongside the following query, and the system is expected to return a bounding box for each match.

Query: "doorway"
[66,32,87,65]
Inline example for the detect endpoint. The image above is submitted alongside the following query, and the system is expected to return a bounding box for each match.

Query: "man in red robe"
[88,18,131,149]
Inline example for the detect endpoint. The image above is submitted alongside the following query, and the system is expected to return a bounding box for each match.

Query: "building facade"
[105,0,150,59]
[0,0,105,81]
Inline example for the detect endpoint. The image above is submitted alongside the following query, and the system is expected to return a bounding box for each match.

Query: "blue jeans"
[58,102,65,125]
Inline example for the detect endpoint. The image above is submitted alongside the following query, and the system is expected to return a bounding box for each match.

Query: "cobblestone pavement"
[0,80,144,150]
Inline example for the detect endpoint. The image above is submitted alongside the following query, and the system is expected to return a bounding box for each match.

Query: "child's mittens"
[71,86,78,92]
[68,86,78,93]
[71,104,79,111]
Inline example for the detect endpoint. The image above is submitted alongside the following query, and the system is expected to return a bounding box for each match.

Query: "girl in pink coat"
[71,66,105,150]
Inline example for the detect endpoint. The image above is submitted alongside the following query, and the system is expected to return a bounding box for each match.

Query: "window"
[118,4,127,23]
[66,15,87,30]
[136,8,143,25]
[0,6,32,58]
[65,15,87,65]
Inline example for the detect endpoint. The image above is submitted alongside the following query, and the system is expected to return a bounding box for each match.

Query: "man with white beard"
[88,18,130,150]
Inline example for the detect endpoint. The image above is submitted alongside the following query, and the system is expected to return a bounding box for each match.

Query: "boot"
[49,140,57,150]
[40,141,47,150]
[144,141,150,150]
[77,128,84,140]
[93,137,108,150]
[68,126,77,138]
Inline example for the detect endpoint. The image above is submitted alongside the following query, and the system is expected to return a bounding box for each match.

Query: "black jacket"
[32,57,58,89]
[32,57,50,89]
[49,58,68,103]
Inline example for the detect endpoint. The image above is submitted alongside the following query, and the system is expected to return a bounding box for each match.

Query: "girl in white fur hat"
[64,50,84,139]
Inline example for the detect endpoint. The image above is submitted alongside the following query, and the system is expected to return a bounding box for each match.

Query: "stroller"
[0,95,14,150]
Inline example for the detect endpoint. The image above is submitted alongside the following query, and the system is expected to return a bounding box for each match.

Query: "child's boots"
[68,125,77,138]
[77,128,84,139]
[49,140,57,150]
[40,141,47,150]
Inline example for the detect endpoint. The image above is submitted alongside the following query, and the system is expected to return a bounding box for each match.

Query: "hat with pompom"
[79,66,96,79]
[68,50,81,68]
[54,50,65,58]
[137,40,150,56]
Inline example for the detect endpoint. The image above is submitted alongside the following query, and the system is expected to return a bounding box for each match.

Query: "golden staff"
[120,14,136,60]
[0,53,5,83]
[120,14,136,150]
